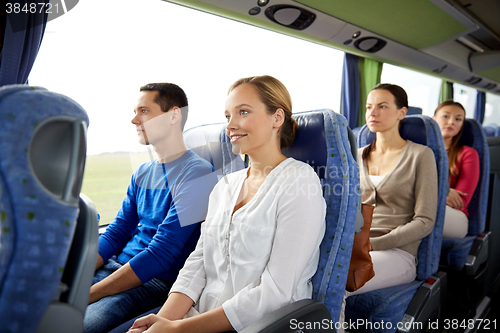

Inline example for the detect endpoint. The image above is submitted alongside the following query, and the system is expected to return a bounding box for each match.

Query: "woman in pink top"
[433,100,480,238]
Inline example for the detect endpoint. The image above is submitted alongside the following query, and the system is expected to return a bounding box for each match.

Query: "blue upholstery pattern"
[282,110,359,323]
[483,124,500,137]
[0,167,14,290]
[458,119,489,236]
[440,237,475,269]
[183,123,246,179]
[0,85,89,332]
[440,119,490,269]
[352,106,422,145]
[352,126,363,144]
[347,115,448,332]
[406,106,422,115]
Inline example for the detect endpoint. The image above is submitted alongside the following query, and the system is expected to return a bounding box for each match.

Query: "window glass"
[484,93,500,126]
[453,83,477,118]
[29,0,344,225]
[381,63,441,116]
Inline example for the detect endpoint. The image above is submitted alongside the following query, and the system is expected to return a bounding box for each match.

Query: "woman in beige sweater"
[355,83,438,293]
[341,84,439,331]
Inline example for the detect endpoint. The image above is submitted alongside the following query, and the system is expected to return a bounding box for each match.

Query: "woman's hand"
[128,314,181,333]
[447,189,467,209]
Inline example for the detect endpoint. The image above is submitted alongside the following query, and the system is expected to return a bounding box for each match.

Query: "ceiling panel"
[478,67,500,85]
[295,0,469,49]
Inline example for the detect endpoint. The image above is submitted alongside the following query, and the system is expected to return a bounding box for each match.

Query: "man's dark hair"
[140,83,188,130]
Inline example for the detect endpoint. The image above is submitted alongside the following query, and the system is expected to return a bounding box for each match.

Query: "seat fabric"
[0,85,89,332]
[483,124,500,137]
[183,123,246,179]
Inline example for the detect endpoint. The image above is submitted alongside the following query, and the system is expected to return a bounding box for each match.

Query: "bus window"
[380,63,441,116]
[453,83,477,118]
[28,0,344,225]
[484,92,500,126]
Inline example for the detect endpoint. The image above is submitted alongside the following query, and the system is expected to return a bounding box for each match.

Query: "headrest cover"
[183,123,245,178]
[283,111,327,178]
[358,116,429,147]
[406,106,423,116]
[0,85,89,332]
[482,124,500,137]
[459,120,475,147]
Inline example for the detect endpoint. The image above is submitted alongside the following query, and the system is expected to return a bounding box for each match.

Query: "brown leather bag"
[346,204,375,292]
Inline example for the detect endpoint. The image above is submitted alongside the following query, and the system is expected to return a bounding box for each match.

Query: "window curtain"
[439,80,454,103]
[357,58,382,127]
[474,90,486,124]
[340,53,382,128]
[0,1,48,86]
[340,53,360,129]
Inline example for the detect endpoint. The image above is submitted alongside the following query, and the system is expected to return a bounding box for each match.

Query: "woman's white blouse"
[170,158,326,331]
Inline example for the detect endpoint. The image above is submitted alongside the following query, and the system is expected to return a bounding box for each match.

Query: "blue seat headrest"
[483,124,500,137]
[459,120,475,147]
[406,106,423,116]
[283,111,327,179]
[183,123,245,178]
[359,116,429,146]
[0,85,89,331]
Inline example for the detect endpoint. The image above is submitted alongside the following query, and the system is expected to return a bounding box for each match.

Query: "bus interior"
[0,0,500,332]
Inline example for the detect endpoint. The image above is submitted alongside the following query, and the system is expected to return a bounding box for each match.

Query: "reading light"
[354,37,387,53]
[265,5,316,30]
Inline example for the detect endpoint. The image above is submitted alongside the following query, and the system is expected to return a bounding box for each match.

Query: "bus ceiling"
[164,0,500,95]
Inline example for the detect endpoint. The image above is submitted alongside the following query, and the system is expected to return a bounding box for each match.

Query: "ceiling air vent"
[265,5,316,30]
[354,37,387,53]
[465,75,483,85]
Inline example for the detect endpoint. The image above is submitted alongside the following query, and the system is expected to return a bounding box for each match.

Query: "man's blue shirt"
[98,150,217,283]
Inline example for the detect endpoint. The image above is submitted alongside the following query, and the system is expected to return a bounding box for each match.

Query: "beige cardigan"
[359,141,438,257]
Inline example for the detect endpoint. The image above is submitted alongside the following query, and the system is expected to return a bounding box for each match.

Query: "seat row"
[1,86,499,333]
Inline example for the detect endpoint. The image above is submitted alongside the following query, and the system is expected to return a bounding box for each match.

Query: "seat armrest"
[240,299,335,333]
[398,272,447,333]
[465,231,490,276]
[58,194,99,314]
[36,302,84,333]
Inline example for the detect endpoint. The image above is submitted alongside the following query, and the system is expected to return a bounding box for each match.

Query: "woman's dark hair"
[362,83,409,160]
[434,100,466,178]
[228,75,298,148]
[140,83,189,130]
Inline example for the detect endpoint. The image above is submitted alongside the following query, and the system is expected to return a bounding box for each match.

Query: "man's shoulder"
[183,150,215,174]
[133,159,156,176]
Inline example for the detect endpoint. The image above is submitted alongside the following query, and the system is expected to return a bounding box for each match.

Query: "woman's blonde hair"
[434,100,466,178]
[228,75,298,148]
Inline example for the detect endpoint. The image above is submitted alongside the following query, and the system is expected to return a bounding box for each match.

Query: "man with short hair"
[84,83,218,333]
